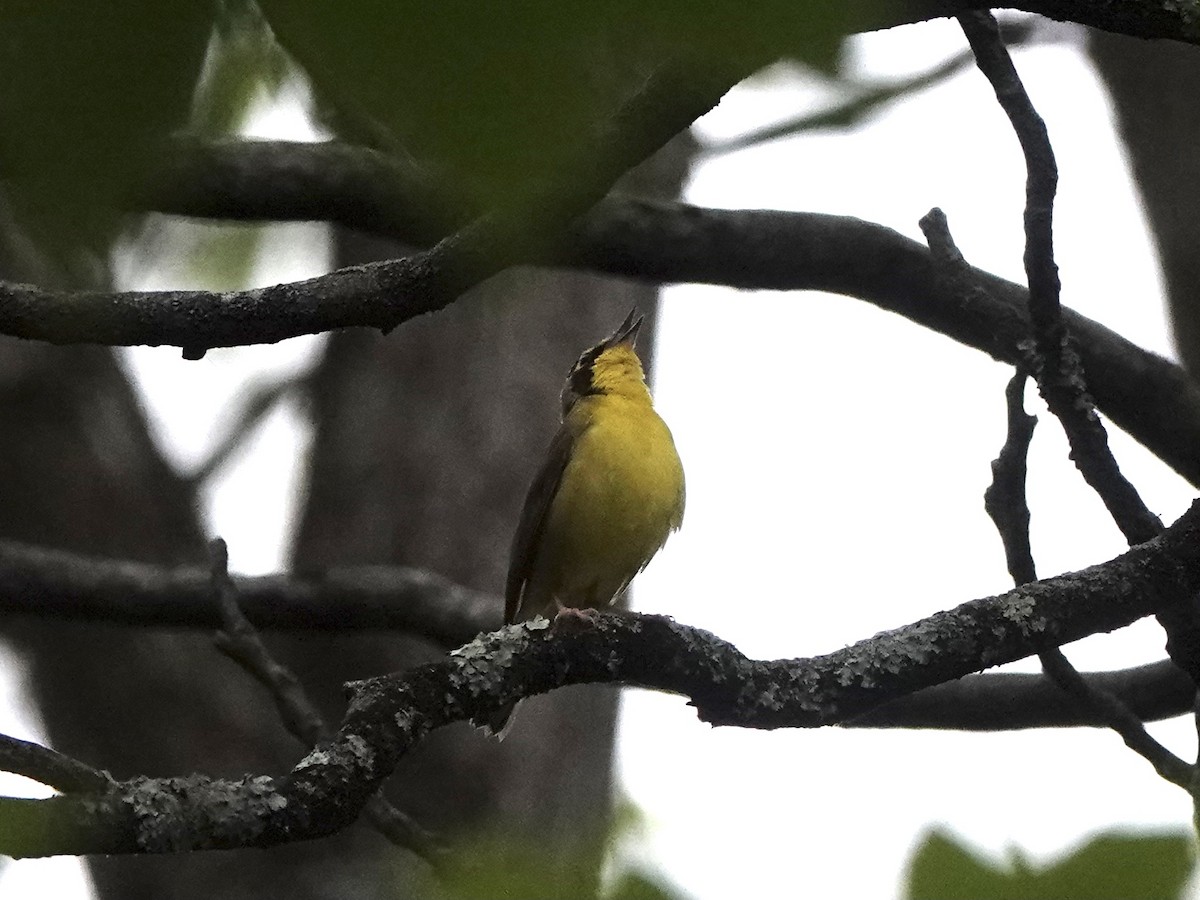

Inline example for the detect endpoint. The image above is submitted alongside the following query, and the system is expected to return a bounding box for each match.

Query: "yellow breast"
[525,394,684,614]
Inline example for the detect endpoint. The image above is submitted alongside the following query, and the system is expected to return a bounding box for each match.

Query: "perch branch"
[5,499,1200,858]
[207,539,445,867]
[0,537,1196,728]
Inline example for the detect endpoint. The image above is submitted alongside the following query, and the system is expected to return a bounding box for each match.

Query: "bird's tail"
[473,700,519,740]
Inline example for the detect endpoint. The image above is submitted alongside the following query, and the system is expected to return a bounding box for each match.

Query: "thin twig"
[1039,646,1194,788]
[703,20,1042,158]
[959,9,1200,745]
[959,9,1162,547]
[207,538,447,867]
[983,372,1038,586]
[210,539,326,743]
[981,370,1193,789]
[0,732,114,795]
[186,371,311,486]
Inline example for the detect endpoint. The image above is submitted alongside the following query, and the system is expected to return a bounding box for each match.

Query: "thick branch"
[50,138,1193,488]
[925,0,1200,45]
[853,659,1194,729]
[0,58,736,356]
[6,499,1200,858]
[0,540,499,648]
[1,537,1197,728]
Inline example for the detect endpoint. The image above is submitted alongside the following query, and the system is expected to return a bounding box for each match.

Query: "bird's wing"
[505,419,582,623]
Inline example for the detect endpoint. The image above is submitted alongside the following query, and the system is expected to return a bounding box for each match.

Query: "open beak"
[607,308,643,348]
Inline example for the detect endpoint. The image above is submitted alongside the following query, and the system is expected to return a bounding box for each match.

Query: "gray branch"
[0,537,1196,729]
[0,539,499,648]
[0,732,114,795]
[6,498,1200,858]
[7,134,1194,489]
[852,659,1194,729]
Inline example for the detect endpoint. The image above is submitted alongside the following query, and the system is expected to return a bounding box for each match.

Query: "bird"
[482,308,686,736]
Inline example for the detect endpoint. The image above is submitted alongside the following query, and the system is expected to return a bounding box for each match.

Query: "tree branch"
[7,134,1195,489]
[1038,645,1195,787]
[851,659,1195,729]
[962,9,1163,547]
[930,0,1200,45]
[0,57,737,357]
[0,733,113,795]
[185,370,311,486]
[6,498,1200,858]
[984,372,1039,585]
[949,16,1197,787]
[981,371,1192,787]
[0,539,499,648]
[701,19,1042,157]
[958,10,1200,693]
[207,539,446,868]
[1,537,1197,728]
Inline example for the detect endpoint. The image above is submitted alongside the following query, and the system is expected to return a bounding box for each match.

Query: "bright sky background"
[1,15,1196,900]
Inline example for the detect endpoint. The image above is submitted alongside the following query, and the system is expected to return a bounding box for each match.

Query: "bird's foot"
[552,604,601,632]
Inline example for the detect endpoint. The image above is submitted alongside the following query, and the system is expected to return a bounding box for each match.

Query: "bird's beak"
[609,308,643,348]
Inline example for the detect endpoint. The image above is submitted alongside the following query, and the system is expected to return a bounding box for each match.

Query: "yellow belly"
[525,396,684,614]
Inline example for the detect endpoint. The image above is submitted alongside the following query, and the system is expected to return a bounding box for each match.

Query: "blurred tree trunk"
[0,207,409,899]
[285,134,693,896]
[0,140,691,900]
[1089,33,1200,375]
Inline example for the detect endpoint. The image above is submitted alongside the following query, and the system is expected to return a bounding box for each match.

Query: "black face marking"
[560,315,641,416]
[568,344,603,397]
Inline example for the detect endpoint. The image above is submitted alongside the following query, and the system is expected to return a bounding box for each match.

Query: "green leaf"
[907,828,1195,900]
[606,869,689,900]
[0,1,213,253]
[429,795,690,900]
[435,834,606,900]
[180,222,268,292]
[254,1,881,209]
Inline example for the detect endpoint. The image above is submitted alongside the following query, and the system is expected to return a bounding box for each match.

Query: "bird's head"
[560,308,651,416]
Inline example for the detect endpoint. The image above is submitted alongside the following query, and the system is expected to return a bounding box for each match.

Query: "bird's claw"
[552,605,601,632]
